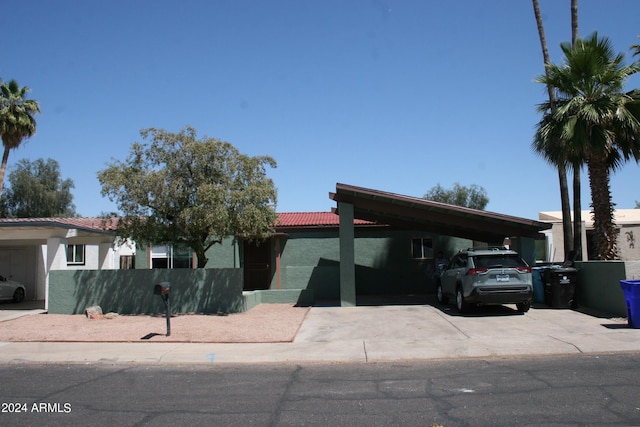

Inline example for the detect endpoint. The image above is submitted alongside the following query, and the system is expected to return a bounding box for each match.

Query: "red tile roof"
[276,212,373,228]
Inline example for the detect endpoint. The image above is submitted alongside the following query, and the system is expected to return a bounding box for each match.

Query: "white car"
[0,275,26,303]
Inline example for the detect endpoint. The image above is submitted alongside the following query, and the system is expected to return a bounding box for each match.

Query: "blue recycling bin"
[620,280,640,328]
[532,267,545,304]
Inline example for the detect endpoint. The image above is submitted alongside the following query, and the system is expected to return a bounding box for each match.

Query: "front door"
[243,240,271,291]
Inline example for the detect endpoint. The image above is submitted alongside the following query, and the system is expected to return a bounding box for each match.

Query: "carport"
[329,183,552,307]
[0,218,118,308]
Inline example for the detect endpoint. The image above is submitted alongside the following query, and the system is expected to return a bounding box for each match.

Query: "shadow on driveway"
[0,300,45,311]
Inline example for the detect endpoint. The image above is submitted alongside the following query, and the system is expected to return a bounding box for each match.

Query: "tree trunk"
[587,155,618,260]
[532,0,573,260]
[195,249,208,268]
[571,0,578,46]
[572,167,582,260]
[0,145,11,196]
[570,0,582,260]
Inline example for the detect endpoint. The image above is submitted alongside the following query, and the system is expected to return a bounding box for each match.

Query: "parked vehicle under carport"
[0,275,26,303]
[436,248,533,313]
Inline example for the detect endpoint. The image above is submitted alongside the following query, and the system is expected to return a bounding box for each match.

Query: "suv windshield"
[473,254,526,269]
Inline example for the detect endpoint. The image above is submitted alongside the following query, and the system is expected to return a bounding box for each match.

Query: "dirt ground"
[0,304,310,343]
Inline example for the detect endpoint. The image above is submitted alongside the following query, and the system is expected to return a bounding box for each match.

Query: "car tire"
[436,284,448,305]
[13,287,25,303]
[456,288,469,314]
[516,301,530,313]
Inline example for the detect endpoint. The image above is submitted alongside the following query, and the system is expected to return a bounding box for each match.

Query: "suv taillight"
[467,268,488,276]
[516,267,532,273]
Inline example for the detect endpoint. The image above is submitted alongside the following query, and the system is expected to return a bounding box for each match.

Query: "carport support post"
[339,202,356,307]
[512,237,536,267]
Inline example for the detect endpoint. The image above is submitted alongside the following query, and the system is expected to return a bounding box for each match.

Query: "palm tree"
[570,0,582,260]
[531,0,574,261]
[0,79,41,194]
[535,33,640,260]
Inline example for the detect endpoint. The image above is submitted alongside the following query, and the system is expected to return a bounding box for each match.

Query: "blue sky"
[2,0,639,220]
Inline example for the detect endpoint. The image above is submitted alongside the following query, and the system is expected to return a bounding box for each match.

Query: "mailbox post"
[153,281,172,336]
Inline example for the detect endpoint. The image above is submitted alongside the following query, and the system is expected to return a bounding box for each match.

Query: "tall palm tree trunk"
[532,0,573,260]
[587,155,617,260]
[571,0,583,260]
[0,146,11,195]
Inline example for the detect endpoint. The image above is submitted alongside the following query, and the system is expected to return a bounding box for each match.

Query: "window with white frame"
[411,237,433,260]
[150,245,193,269]
[66,244,85,265]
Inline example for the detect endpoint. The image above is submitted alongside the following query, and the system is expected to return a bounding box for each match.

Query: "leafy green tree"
[535,33,640,260]
[423,183,488,210]
[1,158,76,218]
[98,126,278,268]
[0,80,40,194]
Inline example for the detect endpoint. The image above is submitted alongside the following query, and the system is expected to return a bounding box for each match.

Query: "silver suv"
[436,248,533,313]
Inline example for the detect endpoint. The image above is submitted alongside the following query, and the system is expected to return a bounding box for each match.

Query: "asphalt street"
[1,353,640,426]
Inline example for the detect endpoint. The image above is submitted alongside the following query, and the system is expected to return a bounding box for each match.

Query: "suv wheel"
[516,301,531,313]
[436,284,448,305]
[456,288,469,314]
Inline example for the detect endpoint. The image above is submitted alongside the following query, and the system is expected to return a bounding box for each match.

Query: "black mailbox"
[153,281,172,336]
[154,281,171,296]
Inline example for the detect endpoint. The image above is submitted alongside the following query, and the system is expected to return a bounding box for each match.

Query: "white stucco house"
[539,209,640,262]
[0,217,130,307]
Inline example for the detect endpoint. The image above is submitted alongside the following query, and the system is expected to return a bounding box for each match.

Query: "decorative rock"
[85,305,103,317]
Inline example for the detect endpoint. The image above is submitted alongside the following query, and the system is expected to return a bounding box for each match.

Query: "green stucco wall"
[204,237,240,268]
[124,229,471,307]
[135,246,148,269]
[277,228,470,301]
[48,269,243,315]
[575,261,627,317]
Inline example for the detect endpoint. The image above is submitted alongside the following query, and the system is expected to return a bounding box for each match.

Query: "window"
[66,244,85,265]
[411,237,433,259]
[151,245,169,268]
[120,255,135,269]
[445,254,463,270]
[150,245,193,269]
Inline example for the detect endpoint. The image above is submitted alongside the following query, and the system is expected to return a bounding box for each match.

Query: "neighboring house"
[539,209,640,262]
[0,217,125,307]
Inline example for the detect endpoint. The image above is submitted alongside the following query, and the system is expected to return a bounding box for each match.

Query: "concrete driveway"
[0,300,46,323]
[292,302,637,362]
[0,299,638,365]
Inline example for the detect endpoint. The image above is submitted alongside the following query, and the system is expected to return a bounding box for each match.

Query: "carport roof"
[0,217,117,242]
[0,217,117,232]
[329,183,551,242]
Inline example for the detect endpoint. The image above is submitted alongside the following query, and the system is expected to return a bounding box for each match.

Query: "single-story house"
[0,217,128,307]
[539,209,640,262]
[0,183,553,310]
